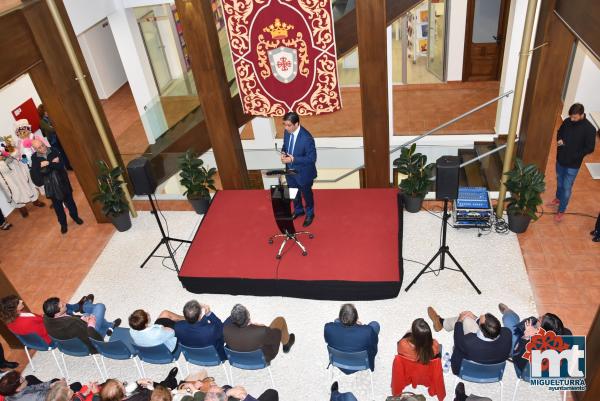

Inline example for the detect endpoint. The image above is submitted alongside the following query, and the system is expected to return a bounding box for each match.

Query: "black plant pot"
[110,211,132,232]
[403,194,424,213]
[189,197,211,214]
[508,211,532,233]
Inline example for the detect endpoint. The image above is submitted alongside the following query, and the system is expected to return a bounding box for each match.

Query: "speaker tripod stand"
[404,198,481,294]
[140,195,192,273]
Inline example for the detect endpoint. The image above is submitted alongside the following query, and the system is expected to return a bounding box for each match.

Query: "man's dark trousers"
[286,174,314,217]
[51,192,79,227]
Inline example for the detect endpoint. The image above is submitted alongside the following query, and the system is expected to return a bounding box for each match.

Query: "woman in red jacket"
[0,295,51,344]
[397,318,441,363]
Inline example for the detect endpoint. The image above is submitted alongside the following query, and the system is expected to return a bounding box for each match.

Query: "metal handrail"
[314,90,514,183]
[459,138,518,169]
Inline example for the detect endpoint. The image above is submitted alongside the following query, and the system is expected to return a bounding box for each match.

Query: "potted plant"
[394,144,434,213]
[504,158,545,233]
[93,160,131,232]
[179,149,216,214]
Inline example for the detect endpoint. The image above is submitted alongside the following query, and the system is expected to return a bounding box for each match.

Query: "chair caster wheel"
[308,234,314,239]
[268,239,273,244]
[302,251,307,256]
[276,255,281,259]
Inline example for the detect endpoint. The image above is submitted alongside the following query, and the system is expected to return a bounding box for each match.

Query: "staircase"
[458,135,508,191]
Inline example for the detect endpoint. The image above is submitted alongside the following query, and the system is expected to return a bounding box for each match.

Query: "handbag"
[386,392,426,401]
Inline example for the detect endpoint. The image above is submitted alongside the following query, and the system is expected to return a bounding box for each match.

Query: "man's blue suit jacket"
[324,321,379,372]
[174,312,226,361]
[282,126,317,186]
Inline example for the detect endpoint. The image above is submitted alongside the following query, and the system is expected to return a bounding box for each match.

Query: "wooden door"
[463,0,510,81]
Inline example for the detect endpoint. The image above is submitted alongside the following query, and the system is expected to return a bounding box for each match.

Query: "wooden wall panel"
[174,0,249,189]
[518,2,575,170]
[0,10,41,86]
[555,0,600,58]
[357,0,390,187]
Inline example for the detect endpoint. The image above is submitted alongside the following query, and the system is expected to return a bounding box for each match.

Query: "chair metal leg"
[50,349,65,378]
[512,379,520,401]
[100,356,109,379]
[92,355,105,381]
[60,353,70,381]
[133,357,143,379]
[220,362,230,385]
[139,360,147,378]
[500,380,503,401]
[369,370,375,401]
[24,346,35,372]
[267,367,274,388]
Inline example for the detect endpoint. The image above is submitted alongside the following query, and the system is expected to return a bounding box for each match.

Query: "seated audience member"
[45,379,100,401]
[0,370,82,401]
[201,382,278,401]
[174,301,225,360]
[223,304,295,364]
[99,370,179,401]
[427,307,511,374]
[128,309,184,352]
[397,318,440,363]
[0,295,97,345]
[498,303,572,374]
[329,382,357,401]
[324,303,379,373]
[43,297,120,353]
[0,344,18,371]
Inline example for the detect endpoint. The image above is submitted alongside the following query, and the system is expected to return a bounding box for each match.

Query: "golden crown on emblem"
[263,18,294,40]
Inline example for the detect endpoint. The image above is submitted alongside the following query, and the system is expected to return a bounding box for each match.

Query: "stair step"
[494,135,508,164]
[458,149,487,188]
[474,141,503,191]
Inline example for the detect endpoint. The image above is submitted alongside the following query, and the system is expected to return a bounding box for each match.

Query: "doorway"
[462,0,510,81]
[138,10,173,94]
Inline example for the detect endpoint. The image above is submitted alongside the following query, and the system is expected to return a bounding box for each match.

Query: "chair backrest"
[180,344,223,367]
[327,346,370,372]
[131,343,175,364]
[89,338,135,360]
[459,359,506,383]
[224,347,267,370]
[49,336,91,357]
[15,333,55,351]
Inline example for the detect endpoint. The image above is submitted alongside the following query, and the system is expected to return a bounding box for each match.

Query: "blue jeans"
[330,391,358,401]
[556,162,579,213]
[501,309,521,354]
[67,301,113,335]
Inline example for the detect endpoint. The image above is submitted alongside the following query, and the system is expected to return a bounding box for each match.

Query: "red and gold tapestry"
[221,0,342,116]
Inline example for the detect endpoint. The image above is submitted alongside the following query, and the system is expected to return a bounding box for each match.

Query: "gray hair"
[204,391,227,401]
[339,303,358,326]
[230,304,250,327]
[183,300,201,323]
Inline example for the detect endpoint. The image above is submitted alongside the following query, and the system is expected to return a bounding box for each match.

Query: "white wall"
[495,0,541,135]
[63,0,118,35]
[78,19,128,99]
[562,42,600,116]
[446,0,468,81]
[0,75,42,214]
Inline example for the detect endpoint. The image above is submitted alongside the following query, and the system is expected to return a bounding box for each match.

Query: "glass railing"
[332,0,356,21]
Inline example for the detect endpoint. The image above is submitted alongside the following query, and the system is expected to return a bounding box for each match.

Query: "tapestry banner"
[221,0,342,116]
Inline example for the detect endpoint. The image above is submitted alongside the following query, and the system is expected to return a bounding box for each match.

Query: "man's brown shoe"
[427,307,443,332]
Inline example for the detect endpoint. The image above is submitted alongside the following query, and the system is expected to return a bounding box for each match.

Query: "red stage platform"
[179,189,403,300]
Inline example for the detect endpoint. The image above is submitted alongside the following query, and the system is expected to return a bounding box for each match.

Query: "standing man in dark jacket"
[30,139,82,234]
[280,112,317,227]
[550,103,596,222]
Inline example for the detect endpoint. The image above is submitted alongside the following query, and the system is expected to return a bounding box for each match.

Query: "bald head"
[31,139,47,154]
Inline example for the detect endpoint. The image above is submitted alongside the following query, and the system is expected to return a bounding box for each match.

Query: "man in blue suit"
[174,300,225,361]
[324,304,380,373]
[280,112,317,227]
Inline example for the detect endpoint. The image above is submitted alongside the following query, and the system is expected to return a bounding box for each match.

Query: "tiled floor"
[518,116,600,337]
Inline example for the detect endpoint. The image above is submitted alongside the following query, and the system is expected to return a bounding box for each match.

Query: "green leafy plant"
[504,158,545,220]
[394,143,434,197]
[93,161,129,217]
[179,149,217,199]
